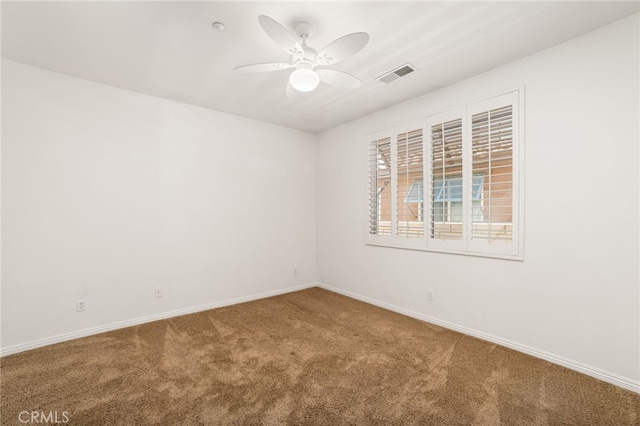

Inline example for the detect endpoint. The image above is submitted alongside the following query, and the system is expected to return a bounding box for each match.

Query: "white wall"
[316,14,639,389]
[1,59,316,351]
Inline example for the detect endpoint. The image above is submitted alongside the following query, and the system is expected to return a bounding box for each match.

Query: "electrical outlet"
[76,299,86,312]
[427,290,434,301]
[154,287,163,298]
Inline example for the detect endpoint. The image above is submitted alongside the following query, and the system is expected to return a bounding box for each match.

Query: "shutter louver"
[396,129,424,238]
[430,118,463,240]
[369,137,392,235]
[471,105,513,243]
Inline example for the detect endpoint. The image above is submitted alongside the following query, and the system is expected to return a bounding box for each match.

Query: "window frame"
[365,88,524,261]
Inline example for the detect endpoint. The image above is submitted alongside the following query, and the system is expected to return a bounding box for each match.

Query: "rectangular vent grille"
[376,63,417,84]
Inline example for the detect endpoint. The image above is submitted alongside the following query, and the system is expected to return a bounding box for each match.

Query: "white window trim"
[365,88,525,261]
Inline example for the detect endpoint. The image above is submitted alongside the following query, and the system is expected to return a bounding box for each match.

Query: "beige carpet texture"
[1,287,638,425]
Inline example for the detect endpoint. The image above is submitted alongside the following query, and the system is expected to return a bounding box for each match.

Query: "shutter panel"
[430,118,463,241]
[471,105,513,243]
[396,129,424,238]
[368,136,392,236]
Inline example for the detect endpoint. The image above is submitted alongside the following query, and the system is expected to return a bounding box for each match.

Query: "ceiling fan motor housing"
[295,22,313,39]
[294,59,314,70]
[292,22,317,64]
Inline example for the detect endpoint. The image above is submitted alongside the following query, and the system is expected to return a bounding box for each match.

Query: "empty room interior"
[1,1,639,424]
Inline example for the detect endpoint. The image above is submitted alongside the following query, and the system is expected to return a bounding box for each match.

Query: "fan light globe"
[289,69,320,92]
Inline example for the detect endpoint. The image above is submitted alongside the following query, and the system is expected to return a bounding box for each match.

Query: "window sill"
[365,240,524,261]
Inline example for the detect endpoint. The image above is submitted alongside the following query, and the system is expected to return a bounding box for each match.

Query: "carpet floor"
[1,287,638,425]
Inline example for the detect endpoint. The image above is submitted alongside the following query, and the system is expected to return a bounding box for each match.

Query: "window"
[366,90,522,259]
[404,179,424,221]
[432,175,484,224]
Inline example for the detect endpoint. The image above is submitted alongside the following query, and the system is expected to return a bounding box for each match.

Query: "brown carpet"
[1,287,638,425]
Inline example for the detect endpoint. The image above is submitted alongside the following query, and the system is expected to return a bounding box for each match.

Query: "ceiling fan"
[235,15,369,97]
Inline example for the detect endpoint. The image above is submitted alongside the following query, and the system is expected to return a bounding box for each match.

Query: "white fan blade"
[234,63,293,73]
[258,15,304,56]
[286,81,302,98]
[316,32,369,65]
[317,69,361,89]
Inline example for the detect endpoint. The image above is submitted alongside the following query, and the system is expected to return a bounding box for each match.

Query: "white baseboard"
[0,282,316,357]
[316,282,640,395]
[4,281,638,394]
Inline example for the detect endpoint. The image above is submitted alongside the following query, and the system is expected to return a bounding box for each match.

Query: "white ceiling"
[2,1,638,134]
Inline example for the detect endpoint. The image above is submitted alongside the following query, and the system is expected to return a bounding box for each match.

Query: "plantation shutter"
[471,105,513,243]
[368,135,392,236]
[396,128,424,238]
[366,89,521,259]
[429,116,464,242]
[467,91,520,257]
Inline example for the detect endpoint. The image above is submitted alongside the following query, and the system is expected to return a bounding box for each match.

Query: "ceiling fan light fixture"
[237,15,369,96]
[289,68,320,92]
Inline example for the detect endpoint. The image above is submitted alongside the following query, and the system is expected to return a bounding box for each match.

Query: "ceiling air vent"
[376,63,417,84]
